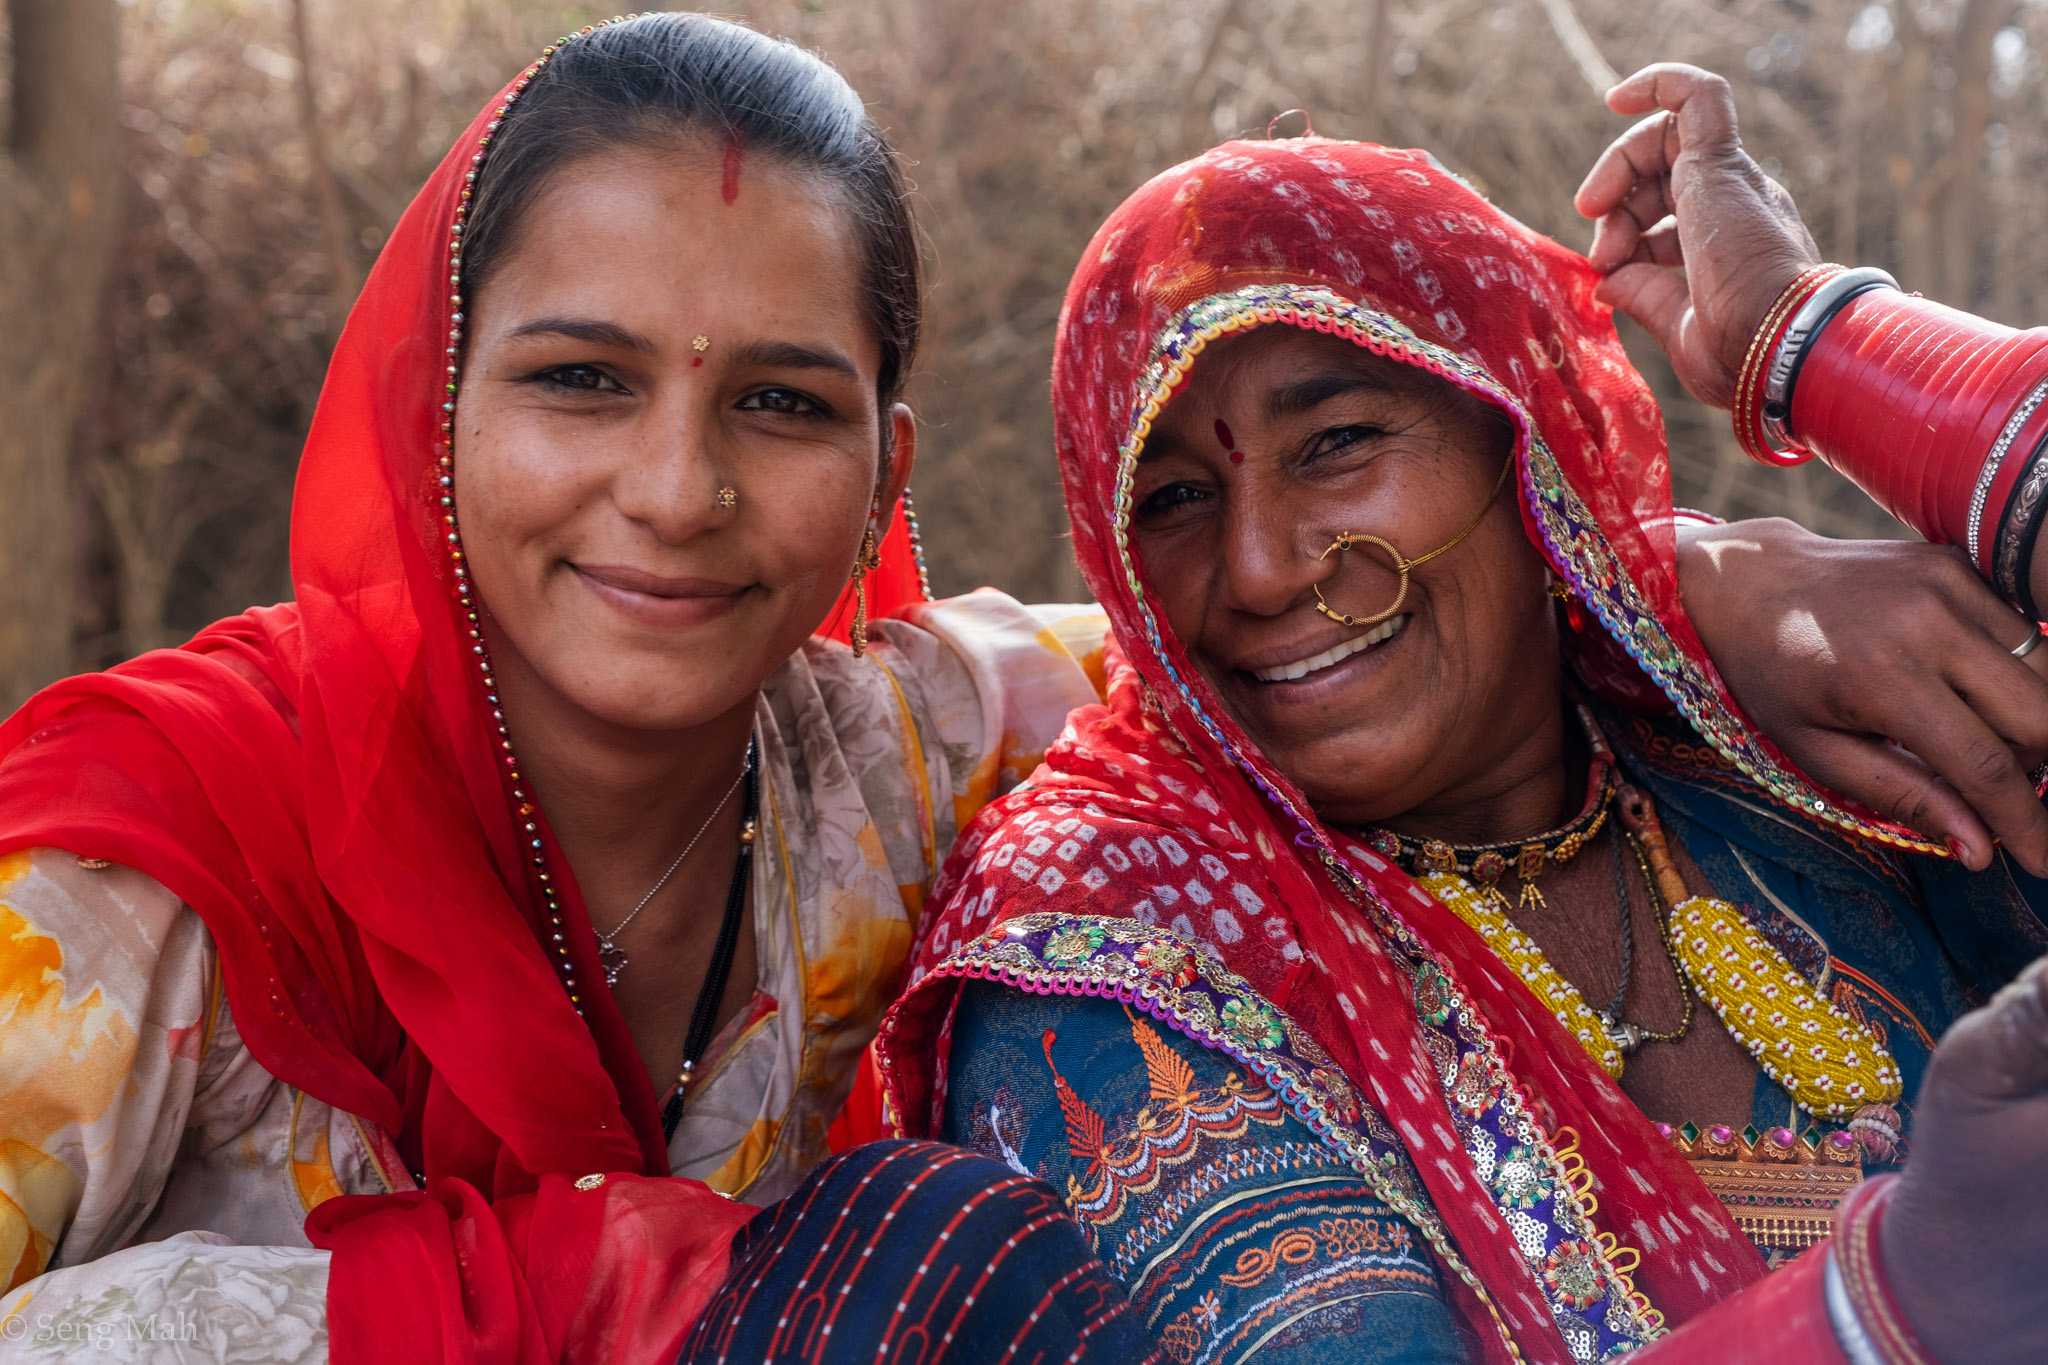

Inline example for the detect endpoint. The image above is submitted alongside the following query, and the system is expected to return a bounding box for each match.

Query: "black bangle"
[1993,428,2048,617]
[1766,280,1896,439]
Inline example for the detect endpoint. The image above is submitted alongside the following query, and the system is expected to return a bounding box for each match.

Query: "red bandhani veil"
[877,139,1926,1363]
[0,23,926,1363]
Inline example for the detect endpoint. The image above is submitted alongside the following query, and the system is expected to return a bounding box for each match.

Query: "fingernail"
[1946,837,1970,862]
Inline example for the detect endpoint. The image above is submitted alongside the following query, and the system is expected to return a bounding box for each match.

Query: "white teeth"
[1252,614,1408,682]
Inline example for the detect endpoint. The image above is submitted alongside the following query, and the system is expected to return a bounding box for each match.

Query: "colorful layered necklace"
[1394,732,1902,1117]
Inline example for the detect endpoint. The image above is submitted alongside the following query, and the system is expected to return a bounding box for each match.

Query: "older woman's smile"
[1246,613,1408,683]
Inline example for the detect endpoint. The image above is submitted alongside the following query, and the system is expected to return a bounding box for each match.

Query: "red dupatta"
[0,23,925,1363]
[876,139,1928,1362]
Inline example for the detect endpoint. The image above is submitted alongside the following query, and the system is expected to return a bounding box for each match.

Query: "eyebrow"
[1265,370,1399,420]
[501,322,865,384]
[728,338,864,384]
[507,316,656,351]
[1136,366,1402,463]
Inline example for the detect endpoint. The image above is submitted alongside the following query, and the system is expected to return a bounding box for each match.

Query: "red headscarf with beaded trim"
[872,139,1917,1361]
[0,23,927,1360]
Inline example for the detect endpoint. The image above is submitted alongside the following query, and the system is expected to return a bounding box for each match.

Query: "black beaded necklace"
[660,739,761,1144]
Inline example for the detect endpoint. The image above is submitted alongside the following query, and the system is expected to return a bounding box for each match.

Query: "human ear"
[875,402,918,530]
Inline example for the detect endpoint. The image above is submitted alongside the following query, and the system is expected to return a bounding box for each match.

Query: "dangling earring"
[849,498,884,657]
[1548,574,1586,634]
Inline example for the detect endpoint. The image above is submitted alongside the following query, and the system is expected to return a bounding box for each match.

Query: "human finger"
[1605,63,1743,162]
[1779,726,1997,869]
[1586,210,1641,273]
[1574,112,1675,221]
[1924,562,2048,747]
[1591,262,1690,357]
[1880,691,2048,871]
[1891,689,2048,874]
[1943,625,2048,765]
[1633,220,1685,269]
[1936,609,2048,872]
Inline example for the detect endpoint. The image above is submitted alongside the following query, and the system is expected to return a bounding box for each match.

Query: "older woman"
[877,136,2048,1362]
[3,18,2035,1360]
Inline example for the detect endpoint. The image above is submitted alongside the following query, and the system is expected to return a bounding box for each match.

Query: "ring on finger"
[2013,621,2045,660]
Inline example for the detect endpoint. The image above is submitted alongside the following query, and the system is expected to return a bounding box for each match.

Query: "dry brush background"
[1,0,2041,707]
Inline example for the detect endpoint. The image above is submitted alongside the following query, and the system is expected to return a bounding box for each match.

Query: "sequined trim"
[920,912,1663,1356]
[1106,284,1938,914]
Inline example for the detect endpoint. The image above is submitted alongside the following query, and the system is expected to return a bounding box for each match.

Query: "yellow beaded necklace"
[1425,869,1628,1078]
[1422,788,1901,1119]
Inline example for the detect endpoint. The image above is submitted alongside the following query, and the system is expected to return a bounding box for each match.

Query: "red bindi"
[1214,418,1235,451]
[1229,450,1245,463]
[721,141,743,205]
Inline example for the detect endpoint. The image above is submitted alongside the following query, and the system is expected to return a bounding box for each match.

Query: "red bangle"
[1788,289,2048,565]
[1629,1241,1848,1363]
[1734,265,1841,466]
[1834,1174,1939,1365]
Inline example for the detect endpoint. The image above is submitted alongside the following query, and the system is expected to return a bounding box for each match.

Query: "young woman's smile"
[455,145,913,738]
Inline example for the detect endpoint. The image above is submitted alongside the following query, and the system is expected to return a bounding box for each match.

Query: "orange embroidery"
[1220,1227,1320,1287]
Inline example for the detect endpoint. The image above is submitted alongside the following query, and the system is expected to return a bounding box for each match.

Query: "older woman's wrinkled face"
[1129,325,1559,828]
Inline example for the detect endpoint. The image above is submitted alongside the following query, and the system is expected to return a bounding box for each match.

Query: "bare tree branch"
[1534,0,1619,98]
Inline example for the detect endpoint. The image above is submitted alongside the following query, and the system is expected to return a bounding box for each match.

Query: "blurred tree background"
[1,0,2042,706]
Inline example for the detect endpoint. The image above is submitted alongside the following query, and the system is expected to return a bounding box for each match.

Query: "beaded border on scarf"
[436,16,945,1024]
[1107,282,1941,860]
[917,909,1665,1360]
[1083,279,1901,1354]
[439,19,652,1017]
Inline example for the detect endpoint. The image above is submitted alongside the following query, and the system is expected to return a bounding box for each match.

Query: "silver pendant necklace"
[594,741,753,988]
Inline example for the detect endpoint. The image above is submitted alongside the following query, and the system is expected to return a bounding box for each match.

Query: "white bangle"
[1825,1242,1890,1365]
[1966,374,2048,569]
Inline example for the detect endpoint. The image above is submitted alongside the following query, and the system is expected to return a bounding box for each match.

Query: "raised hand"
[1881,955,2048,1364]
[1574,63,1821,408]
[1674,517,2048,875]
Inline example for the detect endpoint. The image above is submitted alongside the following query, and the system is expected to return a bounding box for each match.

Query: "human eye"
[736,387,829,418]
[1133,481,1210,523]
[530,364,627,395]
[1303,424,1382,463]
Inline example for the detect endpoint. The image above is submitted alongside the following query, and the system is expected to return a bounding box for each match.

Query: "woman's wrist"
[1736,276,2048,613]
[1832,1175,1942,1365]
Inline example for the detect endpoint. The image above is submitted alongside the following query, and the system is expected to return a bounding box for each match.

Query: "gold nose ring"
[1313,533,1411,628]
[715,486,738,510]
[1311,454,1515,629]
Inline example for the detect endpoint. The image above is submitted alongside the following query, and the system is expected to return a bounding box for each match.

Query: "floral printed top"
[0,591,1105,1360]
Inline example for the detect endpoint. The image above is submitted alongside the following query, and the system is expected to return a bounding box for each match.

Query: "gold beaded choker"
[1365,769,1615,911]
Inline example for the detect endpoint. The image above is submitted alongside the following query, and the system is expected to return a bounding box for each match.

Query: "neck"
[488,644,758,914]
[1377,699,1590,846]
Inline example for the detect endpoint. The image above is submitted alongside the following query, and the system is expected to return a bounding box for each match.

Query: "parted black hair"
[461,13,921,406]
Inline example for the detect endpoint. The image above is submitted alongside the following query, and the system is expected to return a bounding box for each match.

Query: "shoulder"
[1,848,220,1267]
[0,846,207,1025]
[868,590,1107,729]
[942,981,1464,1364]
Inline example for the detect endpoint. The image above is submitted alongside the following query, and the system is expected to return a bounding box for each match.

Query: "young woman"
[877,133,2048,1363]
[0,18,2034,1363]
[0,15,1129,1361]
